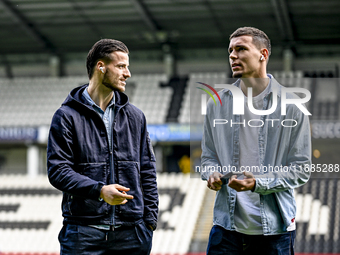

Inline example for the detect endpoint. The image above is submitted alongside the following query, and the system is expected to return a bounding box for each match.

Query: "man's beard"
[102,72,122,92]
[232,72,242,78]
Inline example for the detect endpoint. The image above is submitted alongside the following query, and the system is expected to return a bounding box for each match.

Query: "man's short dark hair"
[230,27,271,56]
[86,39,129,79]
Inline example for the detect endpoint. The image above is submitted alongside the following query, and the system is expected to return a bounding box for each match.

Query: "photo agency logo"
[196,82,312,127]
[196,82,222,115]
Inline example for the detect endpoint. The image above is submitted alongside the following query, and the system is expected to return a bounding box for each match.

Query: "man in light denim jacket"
[201,27,311,255]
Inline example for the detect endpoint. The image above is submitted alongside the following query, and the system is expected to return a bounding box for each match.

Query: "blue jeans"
[58,220,153,255]
[207,225,295,255]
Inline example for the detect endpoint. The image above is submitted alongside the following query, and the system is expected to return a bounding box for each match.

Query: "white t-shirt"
[233,82,295,234]
[234,83,269,235]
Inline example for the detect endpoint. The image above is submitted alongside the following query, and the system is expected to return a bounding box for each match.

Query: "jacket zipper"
[67,195,73,215]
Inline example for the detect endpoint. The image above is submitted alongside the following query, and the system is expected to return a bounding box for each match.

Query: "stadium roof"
[0,0,340,58]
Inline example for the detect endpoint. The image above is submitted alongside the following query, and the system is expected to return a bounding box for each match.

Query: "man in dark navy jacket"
[47,39,158,255]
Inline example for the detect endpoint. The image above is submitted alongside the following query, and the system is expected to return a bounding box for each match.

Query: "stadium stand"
[0,72,337,127]
[311,78,339,120]
[0,74,172,126]
[128,74,172,124]
[165,76,189,123]
[0,175,62,253]
[271,70,311,90]
[294,179,340,254]
[0,174,338,254]
[271,71,339,121]
[0,173,206,254]
[0,77,87,127]
[189,189,215,252]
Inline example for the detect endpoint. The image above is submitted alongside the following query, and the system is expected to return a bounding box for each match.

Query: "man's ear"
[96,61,105,73]
[260,49,269,61]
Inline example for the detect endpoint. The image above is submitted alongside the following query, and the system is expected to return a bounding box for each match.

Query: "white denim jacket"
[201,75,311,235]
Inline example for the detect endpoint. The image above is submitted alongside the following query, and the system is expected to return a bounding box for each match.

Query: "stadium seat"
[128,74,172,124]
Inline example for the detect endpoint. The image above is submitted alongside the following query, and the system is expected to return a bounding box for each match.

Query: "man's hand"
[207,172,223,191]
[100,184,134,205]
[228,171,256,192]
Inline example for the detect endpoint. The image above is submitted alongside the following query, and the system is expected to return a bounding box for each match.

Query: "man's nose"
[229,50,237,60]
[124,68,131,78]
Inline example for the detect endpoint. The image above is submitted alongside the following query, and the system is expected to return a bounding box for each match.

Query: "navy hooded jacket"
[47,84,158,228]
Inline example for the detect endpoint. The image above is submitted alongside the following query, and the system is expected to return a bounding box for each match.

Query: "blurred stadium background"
[0,0,339,254]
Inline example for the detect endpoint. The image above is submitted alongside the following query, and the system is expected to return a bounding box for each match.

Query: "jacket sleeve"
[140,115,159,228]
[201,100,222,181]
[254,107,312,195]
[47,109,104,200]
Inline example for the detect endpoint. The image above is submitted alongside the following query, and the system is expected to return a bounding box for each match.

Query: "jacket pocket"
[67,193,108,217]
[77,162,107,181]
[66,162,108,217]
[116,161,144,218]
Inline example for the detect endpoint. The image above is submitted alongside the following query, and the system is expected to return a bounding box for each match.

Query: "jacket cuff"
[144,219,157,231]
[253,178,267,194]
[253,178,261,193]
[145,221,157,231]
[89,182,105,200]
[251,178,256,192]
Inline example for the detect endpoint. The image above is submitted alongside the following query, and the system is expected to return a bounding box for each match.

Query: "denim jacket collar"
[225,74,282,100]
